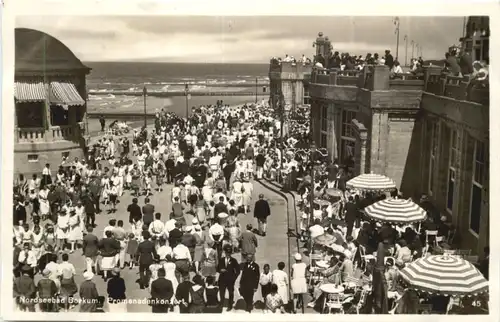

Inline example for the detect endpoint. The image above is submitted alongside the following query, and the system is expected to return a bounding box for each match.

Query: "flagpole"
[403,35,408,67]
[184,83,189,119]
[143,85,147,128]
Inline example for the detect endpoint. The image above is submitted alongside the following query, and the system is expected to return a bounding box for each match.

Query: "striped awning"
[346,173,396,191]
[14,81,46,102]
[399,255,489,296]
[364,198,427,224]
[50,81,85,106]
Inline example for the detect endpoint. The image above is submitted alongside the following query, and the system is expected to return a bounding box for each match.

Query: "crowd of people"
[12,87,490,314]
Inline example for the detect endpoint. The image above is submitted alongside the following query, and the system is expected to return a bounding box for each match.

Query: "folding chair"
[308,253,324,289]
[356,289,370,314]
[323,293,344,314]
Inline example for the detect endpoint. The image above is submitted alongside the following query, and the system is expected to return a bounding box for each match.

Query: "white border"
[2,1,499,321]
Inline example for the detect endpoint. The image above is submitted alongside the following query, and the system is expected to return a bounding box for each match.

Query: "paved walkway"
[47,179,289,313]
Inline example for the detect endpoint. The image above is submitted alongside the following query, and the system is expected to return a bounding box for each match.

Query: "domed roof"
[15,28,91,75]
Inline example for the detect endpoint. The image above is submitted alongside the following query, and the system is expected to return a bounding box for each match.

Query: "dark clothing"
[255,154,265,167]
[217,256,240,308]
[127,203,142,224]
[168,228,183,247]
[107,276,126,302]
[150,277,173,313]
[214,202,228,217]
[14,204,27,225]
[188,287,205,313]
[136,240,157,265]
[204,287,221,313]
[176,280,194,313]
[99,237,120,257]
[79,280,99,312]
[240,261,260,312]
[37,278,58,312]
[37,253,58,272]
[82,233,99,257]
[253,199,270,220]
[385,54,394,69]
[172,203,183,218]
[446,56,461,76]
[142,204,155,226]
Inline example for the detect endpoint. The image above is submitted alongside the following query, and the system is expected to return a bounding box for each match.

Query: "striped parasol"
[364,198,427,224]
[346,173,396,191]
[399,254,489,296]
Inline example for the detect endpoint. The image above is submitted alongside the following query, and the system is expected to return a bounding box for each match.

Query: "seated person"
[307,257,341,308]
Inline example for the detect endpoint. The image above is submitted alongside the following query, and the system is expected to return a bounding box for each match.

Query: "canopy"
[399,255,489,296]
[50,81,85,106]
[346,173,396,191]
[364,198,427,224]
[14,81,46,102]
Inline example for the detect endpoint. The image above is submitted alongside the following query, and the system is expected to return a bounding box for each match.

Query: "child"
[126,233,139,269]
[148,255,163,291]
[108,182,118,213]
[259,264,273,304]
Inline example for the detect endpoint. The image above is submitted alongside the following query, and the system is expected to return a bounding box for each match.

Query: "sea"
[86,62,270,117]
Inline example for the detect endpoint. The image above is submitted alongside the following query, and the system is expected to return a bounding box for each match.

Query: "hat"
[111,267,121,275]
[83,271,94,281]
[42,268,51,277]
[194,224,201,231]
[184,226,193,232]
[218,212,229,219]
[301,213,308,219]
[192,218,199,225]
[294,253,302,261]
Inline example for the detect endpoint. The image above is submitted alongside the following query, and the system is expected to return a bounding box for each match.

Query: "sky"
[15,15,465,63]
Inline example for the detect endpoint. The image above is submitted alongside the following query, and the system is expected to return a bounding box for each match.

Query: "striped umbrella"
[399,255,489,296]
[364,198,427,224]
[346,173,396,191]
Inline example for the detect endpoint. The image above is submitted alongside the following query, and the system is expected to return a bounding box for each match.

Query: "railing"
[425,72,489,105]
[269,60,313,74]
[51,125,74,139]
[311,67,360,86]
[16,127,45,143]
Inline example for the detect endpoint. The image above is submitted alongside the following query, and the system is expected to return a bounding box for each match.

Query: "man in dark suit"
[14,197,27,226]
[239,254,260,312]
[82,226,100,274]
[127,198,142,225]
[253,194,271,236]
[344,196,359,238]
[168,221,183,248]
[150,268,173,313]
[136,231,157,289]
[217,245,240,311]
[239,224,258,263]
[384,49,394,69]
[142,198,155,227]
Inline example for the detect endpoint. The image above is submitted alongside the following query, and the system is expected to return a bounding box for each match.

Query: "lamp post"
[255,77,258,104]
[184,83,189,119]
[403,35,408,67]
[142,85,147,127]
[411,40,415,60]
[393,17,400,61]
[309,142,317,227]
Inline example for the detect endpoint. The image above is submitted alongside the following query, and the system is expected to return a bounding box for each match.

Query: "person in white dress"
[272,262,289,306]
[242,178,253,214]
[38,186,50,221]
[68,209,83,253]
[290,253,307,312]
[101,175,111,206]
[56,211,70,252]
[163,255,179,293]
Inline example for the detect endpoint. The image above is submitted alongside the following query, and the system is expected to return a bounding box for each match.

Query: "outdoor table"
[316,260,329,269]
[320,284,345,294]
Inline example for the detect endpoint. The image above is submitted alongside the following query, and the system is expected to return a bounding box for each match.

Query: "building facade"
[270,20,489,254]
[305,63,489,255]
[14,28,91,175]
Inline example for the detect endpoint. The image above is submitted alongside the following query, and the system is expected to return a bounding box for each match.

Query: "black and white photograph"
[2,0,495,318]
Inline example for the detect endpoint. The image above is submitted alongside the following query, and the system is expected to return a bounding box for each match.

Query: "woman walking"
[271,262,289,309]
[290,253,307,313]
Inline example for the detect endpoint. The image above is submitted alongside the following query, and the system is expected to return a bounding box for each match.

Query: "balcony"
[309,64,489,107]
[269,60,313,80]
[15,125,81,144]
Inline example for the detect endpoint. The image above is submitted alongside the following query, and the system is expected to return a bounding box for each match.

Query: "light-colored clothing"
[271,269,289,304]
[291,262,307,294]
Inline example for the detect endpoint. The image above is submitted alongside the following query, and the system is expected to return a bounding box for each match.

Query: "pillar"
[353,119,368,175]
[371,65,390,90]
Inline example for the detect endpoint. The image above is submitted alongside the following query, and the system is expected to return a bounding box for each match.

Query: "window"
[303,84,310,105]
[469,140,486,236]
[50,105,69,126]
[321,105,328,132]
[28,154,39,162]
[428,122,438,196]
[447,129,459,212]
[16,102,45,128]
[341,139,356,167]
[341,110,356,138]
[321,133,327,149]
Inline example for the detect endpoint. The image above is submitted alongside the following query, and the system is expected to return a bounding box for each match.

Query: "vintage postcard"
[1,0,498,321]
